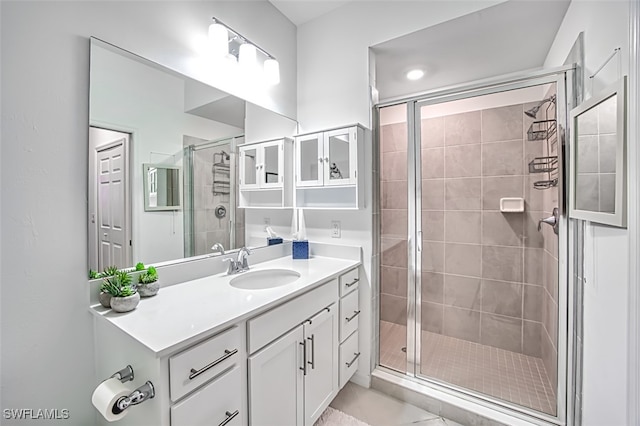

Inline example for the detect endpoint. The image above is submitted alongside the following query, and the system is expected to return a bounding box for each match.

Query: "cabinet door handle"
[345,278,359,287]
[188,348,238,380]
[345,310,361,323]
[218,410,239,426]
[299,341,307,376]
[346,352,360,368]
[307,334,315,370]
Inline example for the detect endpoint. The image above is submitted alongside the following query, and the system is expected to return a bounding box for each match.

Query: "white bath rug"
[314,406,372,426]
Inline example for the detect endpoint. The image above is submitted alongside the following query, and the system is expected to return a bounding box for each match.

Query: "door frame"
[88,125,133,272]
[373,65,576,426]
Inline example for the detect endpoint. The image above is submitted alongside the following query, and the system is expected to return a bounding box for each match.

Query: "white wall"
[544,1,631,425]
[0,1,295,423]
[296,0,506,133]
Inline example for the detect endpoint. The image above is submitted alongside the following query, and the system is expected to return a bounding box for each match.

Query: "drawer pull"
[188,349,238,380]
[345,310,361,323]
[345,278,359,287]
[346,352,361,368]
[218,410,239,426]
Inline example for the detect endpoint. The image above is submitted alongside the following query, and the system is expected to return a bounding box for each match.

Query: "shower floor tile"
[379,321,556,416]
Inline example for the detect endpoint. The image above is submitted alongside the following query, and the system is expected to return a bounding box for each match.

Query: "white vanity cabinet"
[295,125,365,209]
[239,138,294,208]
[247,279,339,426]
[338,267,360,387]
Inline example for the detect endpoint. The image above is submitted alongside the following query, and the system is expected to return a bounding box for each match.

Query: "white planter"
[110,292,140,313]
[138,281,160,297]
[99,292,112,308]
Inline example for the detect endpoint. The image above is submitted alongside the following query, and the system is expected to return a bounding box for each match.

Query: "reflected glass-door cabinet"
[238,138,293,208]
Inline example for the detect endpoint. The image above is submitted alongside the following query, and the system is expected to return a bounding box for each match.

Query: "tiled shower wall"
[380,98,559,367]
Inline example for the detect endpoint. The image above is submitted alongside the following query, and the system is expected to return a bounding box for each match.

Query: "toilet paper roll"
[92,377,131,422]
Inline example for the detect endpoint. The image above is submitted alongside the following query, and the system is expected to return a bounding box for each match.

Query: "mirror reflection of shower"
[183,135,245,257]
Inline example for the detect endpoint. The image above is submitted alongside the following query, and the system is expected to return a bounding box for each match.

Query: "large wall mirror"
[569,76,627,227]
[88,38,297,272]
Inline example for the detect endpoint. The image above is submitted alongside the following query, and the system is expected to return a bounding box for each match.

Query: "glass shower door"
[414,84,561,416]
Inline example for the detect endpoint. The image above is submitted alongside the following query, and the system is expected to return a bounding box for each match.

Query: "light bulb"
[406,69,425,80]
[239,43,257,69]
[264,59,280,86]
[208,23,228,58]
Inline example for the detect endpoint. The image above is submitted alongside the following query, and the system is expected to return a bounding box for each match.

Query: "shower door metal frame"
[183,135,242,257]
[376,65,576,426]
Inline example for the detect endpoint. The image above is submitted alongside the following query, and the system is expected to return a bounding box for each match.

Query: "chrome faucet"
[222,246,252,275]
[211,243,225,255]
[538,207,559,235]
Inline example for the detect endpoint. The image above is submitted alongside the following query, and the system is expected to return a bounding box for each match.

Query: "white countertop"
[90,255,360,357]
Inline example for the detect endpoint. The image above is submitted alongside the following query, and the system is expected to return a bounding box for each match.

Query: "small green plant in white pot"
[137,266,160,297]
[102,271,140,313]
[97,266,119,308]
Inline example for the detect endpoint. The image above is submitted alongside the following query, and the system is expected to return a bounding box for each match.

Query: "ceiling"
[372,0,571,100]
[269,0,350,26]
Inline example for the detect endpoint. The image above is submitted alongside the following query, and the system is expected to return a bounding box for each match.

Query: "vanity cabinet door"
[323,127,357,186]
[303,305,338,426]
[248,325,304,426]
[260,140,283,188]
[239,145,260,189]
[296,133,324,187]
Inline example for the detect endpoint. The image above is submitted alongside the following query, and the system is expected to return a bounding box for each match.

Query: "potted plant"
[103,271,140,313]
[97,266,119,308]
[137,265,160,297]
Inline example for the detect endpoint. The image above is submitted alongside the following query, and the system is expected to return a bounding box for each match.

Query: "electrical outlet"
[331,221,341,238]
[263,217,271,231]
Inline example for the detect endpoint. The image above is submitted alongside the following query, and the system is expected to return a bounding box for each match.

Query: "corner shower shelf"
[528,156,558,174]
[527,119,557,141]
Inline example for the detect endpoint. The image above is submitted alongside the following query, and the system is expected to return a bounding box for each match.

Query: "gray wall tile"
[482,279,523,318]
[482,245,523,282]
[380,294,407,325]
[482,104,523,143]
[422,272,444,304]
[421,117,444,148]
[481,313,522,352]
[381,238,408,268]
[445,211,481,244]
[482,140,524,176]
[422,301,444,333]
[381,122,407,152]
[445,178,481,210]
[445,243,482,277]
[524,284,543,321]
[422,211,445,241]
[444,111,481,146]
[443,307,481,343]
[482,212,524,246]
[422,147,445,178]
[445,275,482,310]
[381,180,407,209]
[523,320,542,357]
[483,176,523,210]
[381,266,407,298]
[445,144,481,177]
[422,179,445,210]
[422,241,445,273]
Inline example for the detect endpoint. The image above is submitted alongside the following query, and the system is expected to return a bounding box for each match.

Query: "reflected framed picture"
[569,76,627,227]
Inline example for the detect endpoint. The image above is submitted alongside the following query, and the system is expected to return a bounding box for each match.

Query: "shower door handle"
[417,232,422,252]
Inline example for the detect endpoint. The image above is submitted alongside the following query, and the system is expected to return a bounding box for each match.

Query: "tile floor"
[330,382,464,426]
[379,321,556,416]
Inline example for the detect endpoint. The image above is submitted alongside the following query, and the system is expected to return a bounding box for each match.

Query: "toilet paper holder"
[107,365,155,415]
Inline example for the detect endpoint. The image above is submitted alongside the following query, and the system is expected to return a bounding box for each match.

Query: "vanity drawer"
[171,365,243,426]
[339,267,359,297]
[339,289,359,342]
[169,326,241,402]
[339,330,359,388]
[247,279,338,354]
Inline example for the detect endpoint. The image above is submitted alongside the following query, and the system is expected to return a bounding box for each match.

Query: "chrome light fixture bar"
[209,16,280,85]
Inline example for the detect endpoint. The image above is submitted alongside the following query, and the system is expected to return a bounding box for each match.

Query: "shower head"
[524,95,557,119]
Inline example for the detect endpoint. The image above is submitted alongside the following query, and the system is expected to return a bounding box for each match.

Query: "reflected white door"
[97,140,128,270]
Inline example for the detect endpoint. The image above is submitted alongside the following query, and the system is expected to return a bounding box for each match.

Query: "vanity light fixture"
[406,69,425,81]
[208,17,280,86]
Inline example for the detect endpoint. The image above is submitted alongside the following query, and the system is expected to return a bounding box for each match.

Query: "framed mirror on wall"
[569,76,627,227]
[88,37,298,272]
[143,164,182,211]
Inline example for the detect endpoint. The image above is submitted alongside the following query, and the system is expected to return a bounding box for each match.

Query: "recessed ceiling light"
[406,69,424,80]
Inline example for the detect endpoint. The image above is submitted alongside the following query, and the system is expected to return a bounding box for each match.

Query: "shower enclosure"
[183,135,245,257]
[376,70,573,422]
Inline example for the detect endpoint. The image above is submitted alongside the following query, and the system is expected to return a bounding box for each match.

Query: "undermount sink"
[229,269,301,290]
